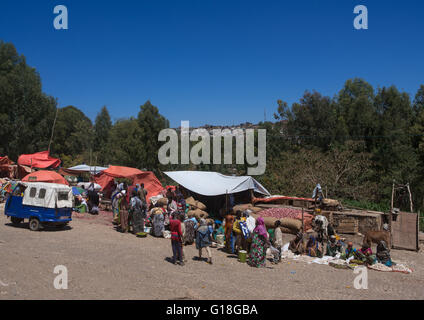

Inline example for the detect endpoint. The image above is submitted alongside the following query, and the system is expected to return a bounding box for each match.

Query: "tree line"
[1,40,424,213]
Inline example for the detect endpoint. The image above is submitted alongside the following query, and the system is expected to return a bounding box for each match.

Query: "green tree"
[137,101,170,171]
[0,41,56,159]
[336,78,377,149]
[50,105,94,162]
[105,118,143,168]
[94,106,112,164]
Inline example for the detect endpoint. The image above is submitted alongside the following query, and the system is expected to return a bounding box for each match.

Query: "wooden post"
[301,207,304,233]
[407,183,414,213]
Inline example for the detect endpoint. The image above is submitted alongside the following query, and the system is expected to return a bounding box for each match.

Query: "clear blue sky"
[1,0,423,127]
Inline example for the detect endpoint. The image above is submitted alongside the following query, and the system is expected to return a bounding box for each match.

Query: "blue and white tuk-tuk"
[4,182,73,231]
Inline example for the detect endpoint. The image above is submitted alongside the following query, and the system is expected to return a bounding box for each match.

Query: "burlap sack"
[263,216,279,229]
[250,206,263,214]
[187,209,209,221]
[185,197,197,207]
[195,200,207,211]
[280,226,297,235]
[280,218,302,231]
[232,204,253,213]
[185,197,207,211]
[156,198,168,206]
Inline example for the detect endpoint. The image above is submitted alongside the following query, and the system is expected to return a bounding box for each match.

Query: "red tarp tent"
[22,170,69,185]
[18,151,61,169]
[94,166,163,202]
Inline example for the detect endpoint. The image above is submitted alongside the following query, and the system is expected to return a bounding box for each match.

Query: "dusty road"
[1,207,424,300]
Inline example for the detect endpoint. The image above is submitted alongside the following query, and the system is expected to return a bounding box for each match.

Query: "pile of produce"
[258,207,314,231]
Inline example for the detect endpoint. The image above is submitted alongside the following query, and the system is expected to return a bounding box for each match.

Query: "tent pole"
[48,107,59,153]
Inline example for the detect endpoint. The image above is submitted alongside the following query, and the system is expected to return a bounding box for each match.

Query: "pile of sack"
[231,203,263,215]
[186,196,209,221]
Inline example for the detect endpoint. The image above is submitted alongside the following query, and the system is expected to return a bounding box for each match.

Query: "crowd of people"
[75,182,394,269]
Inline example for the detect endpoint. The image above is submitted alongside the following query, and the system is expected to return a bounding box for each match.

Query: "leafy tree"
[0,41,56,159]
[105,118,143,168]
[137,101,170,171]
[50,105,94,161]
[336,78,377,149]
[94,106,112,163]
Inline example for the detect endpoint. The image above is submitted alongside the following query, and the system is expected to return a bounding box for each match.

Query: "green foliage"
[341,199,390,213]
[137,101,170,171]
[51,105,93,160]
[94,106,112,163]
[0,41,56,159]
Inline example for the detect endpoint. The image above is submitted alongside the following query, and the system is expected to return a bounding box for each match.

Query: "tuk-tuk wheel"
[11,217,24,225]
[29,218,40,231]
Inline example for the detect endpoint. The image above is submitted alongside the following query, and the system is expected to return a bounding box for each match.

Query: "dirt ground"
[1,206,424,300]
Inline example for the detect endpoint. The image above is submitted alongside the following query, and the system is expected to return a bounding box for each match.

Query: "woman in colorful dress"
[247,217,269,268]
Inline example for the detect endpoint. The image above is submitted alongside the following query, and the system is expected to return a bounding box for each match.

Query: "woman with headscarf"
[355,243,376,265]
[130,189,144,234]
[224,214,235,254]
[118,191,129,233]
[289,232,305,255]
[305,235,323,257]
[341,242,356,260]
[196,219,213,264]
[152,207,165,237]
[376,240,393,266]
[326,235,343,257]
[247,217,270,268]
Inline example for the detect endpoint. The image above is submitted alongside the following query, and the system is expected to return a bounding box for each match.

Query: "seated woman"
[289,232,305,255]
[355,243,376,265]
[376,240,393,267]
[326,235,343,257]
[340,241,356,260]
[305,235,323,258]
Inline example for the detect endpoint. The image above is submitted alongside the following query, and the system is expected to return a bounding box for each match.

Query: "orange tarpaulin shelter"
[94,166,163,202]
[22,170,69,185]
[18,151,61,169]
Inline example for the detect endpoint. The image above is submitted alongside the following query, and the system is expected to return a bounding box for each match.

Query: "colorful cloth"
[239,221,250,239]
[247,232,267,268]
[183,219,196,244]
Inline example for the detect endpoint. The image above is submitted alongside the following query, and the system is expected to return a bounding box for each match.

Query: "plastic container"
[144,226,152,233]
[238,250,247,263]
[216,234,225,246]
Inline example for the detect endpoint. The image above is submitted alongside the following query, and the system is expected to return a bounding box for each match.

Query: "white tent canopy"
[67,164,108,174]
[164,171,270,196]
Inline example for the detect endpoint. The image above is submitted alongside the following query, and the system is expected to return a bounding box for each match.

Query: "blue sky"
[1,0,423,127]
